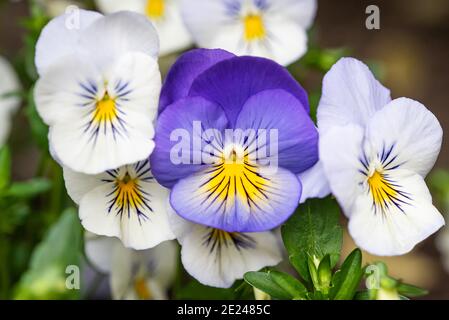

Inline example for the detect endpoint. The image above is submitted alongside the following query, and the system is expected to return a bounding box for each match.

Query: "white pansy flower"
[34,10,161,174]
[85,233,177,300]
[181,0,317,66]
[317,57,445,256]
[64,159,175,249]
[95,0,192,56]
[168,207,282,288]
[0,56,21,146]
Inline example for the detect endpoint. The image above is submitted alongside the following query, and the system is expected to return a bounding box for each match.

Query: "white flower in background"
[35,0,84,17]
[168,207,282,288]
[95,0,192,56]
[34,10,161,174]
[317,57,445,256]
[0,56,21,146]
[64,159,175,249]
[85,233,177,300]
[180,0,317,66]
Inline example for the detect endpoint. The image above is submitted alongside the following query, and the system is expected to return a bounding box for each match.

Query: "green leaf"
[14,208,83,299]
[281,198,343,282]
[396,283,428,297]
[317,254,332,293]
[0,146,11,191]
[244,271,292,300]
[269,271,307,299]
[330,249,363,300]
[3,178,52,199]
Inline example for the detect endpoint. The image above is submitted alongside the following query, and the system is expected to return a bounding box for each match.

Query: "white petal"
[263,20,308,66]
[75,161,175,250]
[79,11,159,68]
[109,241,134,299]
[35,9,102,75]
[95,0,143,13]
[317,57,391,134]
[84,232,122,273]
[63,167,104,204]
[348,169,444,256]
[35,52,160,174]
[319,124,366,217]
[169,210,282,288]
[298,160,331,203]
[268,0,317,29]
[155,0,193,56]
[366,97,443,178]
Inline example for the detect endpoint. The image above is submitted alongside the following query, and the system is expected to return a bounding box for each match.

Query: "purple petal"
[188,56,309,125]
[159,48,235,113]
[150,96,229,188]
[235,89,318,174]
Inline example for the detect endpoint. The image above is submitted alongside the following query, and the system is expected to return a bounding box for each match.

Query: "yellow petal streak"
[243,14,266,41]
[134,277,152,300]
[146,0,165,19]
[199,150,270,208]
[115,173,144,210]
[94,93,117,124]
[367,171,398,210]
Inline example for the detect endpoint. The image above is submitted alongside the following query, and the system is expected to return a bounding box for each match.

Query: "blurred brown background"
[1,0,449,299]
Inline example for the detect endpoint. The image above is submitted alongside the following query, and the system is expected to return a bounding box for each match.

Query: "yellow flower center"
[134,277,152,300]
[94,93,117,124]
[199,147,270,205]
[146,0,165,19]
[367,170,398,210]
[243,14,266,41]
[115,173,144,210]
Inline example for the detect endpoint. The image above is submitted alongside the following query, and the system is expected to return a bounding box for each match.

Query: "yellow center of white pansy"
[134,277,152,300]
[146,0,165,19]
[243,14,266,41]
[94,93,117,124]
[114,172,146,211]
[198,144,271,208]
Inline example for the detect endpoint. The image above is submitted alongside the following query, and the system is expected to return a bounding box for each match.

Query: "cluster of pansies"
[30,2,445,299]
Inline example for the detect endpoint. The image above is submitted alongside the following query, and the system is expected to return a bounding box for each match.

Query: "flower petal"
[79,11,159,69]
[35,9,103,75]
[151,96,229,188]
[317,57,391,134]
[319,124,366,217]
[168,209,282,288]
[269,0,317,29]
[366,97,443,178]
[159,48,234,113]
[234,89,318,174]
[170,165,301,232]
[189,56,309,125]
[298,160,331,203]
[348,169,444,256]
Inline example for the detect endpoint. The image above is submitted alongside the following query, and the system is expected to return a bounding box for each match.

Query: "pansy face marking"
[64,159,175,250]
[203,228,257,255]
[102,161,154,224]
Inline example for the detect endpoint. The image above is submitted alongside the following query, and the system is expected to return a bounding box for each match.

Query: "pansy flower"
[95,0,192,56]
[180,0,317,66]
[317,57,445,256]
[63,159,175,249]
[34,10,161,174]
[151,48,320,232]
[168,207,282,288]
[0,56,21,146]
[85,233,177,299]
